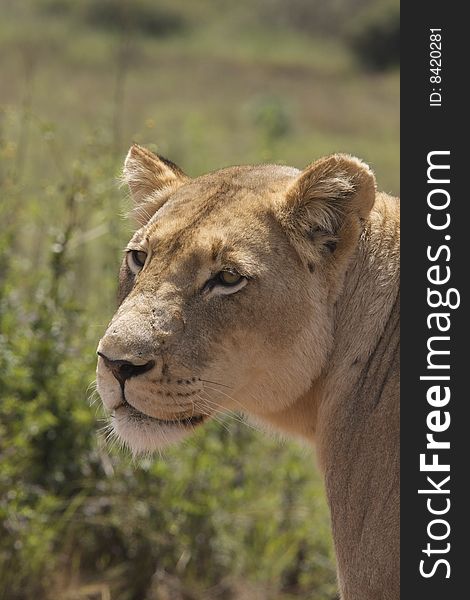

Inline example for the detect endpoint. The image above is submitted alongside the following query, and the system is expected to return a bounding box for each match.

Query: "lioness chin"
[96,144,399,600]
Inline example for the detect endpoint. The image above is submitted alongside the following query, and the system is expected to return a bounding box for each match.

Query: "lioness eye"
[127,250,147,274]
[217,270,243,286]
[203,269,248,296]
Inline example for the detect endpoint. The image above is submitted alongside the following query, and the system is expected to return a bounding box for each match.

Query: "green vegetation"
[345,0,400,70]
[0,1,399,598]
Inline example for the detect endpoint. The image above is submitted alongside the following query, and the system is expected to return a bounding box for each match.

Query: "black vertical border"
[401,4,468,598]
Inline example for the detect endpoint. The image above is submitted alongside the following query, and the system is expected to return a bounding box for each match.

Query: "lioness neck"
[317,191,400,441]
[251,193,400,598]
[260,192,400,444]
[317,193,400,599]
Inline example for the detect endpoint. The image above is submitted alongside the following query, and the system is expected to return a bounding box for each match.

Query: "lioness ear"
[277,154,376,267]
[122,144,189,225]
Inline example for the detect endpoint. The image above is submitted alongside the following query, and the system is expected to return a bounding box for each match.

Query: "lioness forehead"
[151,164,298,219]
[136,164,299,252]
[197,163,300,189]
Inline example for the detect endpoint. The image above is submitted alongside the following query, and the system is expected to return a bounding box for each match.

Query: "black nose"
[97,352,155,386]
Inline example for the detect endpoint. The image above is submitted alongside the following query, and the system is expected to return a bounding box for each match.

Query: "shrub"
[345,0,400,70]
[39,0,186,38]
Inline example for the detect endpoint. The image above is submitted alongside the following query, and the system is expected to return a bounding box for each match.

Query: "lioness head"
[96,144,376,453]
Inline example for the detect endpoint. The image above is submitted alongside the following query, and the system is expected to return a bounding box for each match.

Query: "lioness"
[97,144,400,600]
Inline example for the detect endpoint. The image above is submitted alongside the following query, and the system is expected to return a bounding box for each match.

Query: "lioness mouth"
[115,398,207,427]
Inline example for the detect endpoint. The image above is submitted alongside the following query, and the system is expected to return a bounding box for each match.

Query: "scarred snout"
[96,304,160,413]
[95,293,212,455]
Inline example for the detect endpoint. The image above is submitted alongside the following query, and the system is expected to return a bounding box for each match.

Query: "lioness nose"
[97,352,155,386]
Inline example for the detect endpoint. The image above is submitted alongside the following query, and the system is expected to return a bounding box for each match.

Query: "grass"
[0,1,399,189]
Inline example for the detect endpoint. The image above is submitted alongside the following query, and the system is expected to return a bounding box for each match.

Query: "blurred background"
[0,1,399,599]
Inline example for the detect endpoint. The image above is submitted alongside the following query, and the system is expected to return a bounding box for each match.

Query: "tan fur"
[97,144,400,600]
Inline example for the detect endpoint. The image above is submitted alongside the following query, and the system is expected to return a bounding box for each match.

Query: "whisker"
[198,378,234,390]
[96,422,113,434]
[195,393,240,419]
[194,395,233,433]
[196,392,262,435]
[201,383,250,414]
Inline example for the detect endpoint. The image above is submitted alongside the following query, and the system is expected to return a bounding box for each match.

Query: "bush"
[247,95,292,160]
[38,0,186,38]
[345,0,400,70]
